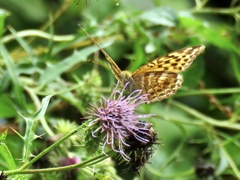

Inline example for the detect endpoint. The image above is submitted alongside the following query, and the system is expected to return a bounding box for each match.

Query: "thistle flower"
[123,121,158,172]
[86,82,155,160]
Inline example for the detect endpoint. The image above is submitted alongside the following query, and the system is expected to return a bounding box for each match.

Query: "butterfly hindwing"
[132,72,183,102]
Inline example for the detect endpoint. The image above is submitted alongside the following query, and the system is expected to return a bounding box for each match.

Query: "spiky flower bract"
[122,121,159,172]
[86,82,155,160]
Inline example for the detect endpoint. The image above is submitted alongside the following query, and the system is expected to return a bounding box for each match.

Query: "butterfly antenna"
[125,58,136,70]
[78,24,111,60]
[79,24,123,82]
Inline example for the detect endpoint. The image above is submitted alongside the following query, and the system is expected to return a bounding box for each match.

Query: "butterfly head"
[121,71,135,92]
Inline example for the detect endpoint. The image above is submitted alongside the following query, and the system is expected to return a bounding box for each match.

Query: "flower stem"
[5,151,112,175]
[19,122,88,171]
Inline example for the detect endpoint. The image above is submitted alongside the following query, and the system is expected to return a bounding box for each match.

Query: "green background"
[0,0,239,179]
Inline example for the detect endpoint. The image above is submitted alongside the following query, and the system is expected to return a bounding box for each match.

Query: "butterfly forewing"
[132,45,205,76]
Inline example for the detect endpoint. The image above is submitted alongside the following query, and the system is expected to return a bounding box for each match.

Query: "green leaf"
[139,7,178,27]
[38,40,114,87]
[21,95,53,162]
[179,15,239,54]
[8,26,38,62]
[0,42,26,111]
[0,94,17,118]
[0,9,10,37]
[0,143,16,170]
[230,54,240,84]
[31,95,54,121]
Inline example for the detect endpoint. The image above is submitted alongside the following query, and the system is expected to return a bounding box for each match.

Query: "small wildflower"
[59,157,81,166]
[86,82,155,160]
[58,157,81,180]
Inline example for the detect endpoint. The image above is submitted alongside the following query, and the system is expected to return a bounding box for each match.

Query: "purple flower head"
[87,82,155,160]
[59,157,81,166]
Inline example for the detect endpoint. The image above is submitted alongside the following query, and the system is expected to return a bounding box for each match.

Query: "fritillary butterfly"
[80,26,205,102]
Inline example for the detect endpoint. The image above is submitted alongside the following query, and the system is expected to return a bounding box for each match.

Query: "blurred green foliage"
[0,0,240,179]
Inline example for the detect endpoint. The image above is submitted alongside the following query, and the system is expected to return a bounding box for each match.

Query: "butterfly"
[79,25,205,102]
